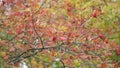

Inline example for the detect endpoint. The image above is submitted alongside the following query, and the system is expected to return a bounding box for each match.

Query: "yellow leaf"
[36,4,40,10]
[59,26,67,32]
[0,52,6,56]
[24,8,31,11]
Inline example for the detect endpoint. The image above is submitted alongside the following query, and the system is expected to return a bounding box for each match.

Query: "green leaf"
[6,34,13,40]
[53,61,61,68]
[0,31,13,40]
[0,56,3,68]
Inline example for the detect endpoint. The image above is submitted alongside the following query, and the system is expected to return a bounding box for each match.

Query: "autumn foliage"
[0,0,120,68]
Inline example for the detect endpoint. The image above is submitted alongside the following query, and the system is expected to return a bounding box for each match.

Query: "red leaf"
[93,11,98,18]
[99,34,105,39]
[3,0,13,3]
[72,48,77,52]
[3,55,9,60]
[15,28,23,34]
[59,36,67,41]
[101,62,107,68]
[52,36,57,43]
[116,46,120,55]
[66,41,70,45]
[7,29,14,35]
[9,47,15,52]
[93,8,101,18]
[113,61,118,67]
[0,1,5,6]
[27,30,34,34]
[14,62,20,67]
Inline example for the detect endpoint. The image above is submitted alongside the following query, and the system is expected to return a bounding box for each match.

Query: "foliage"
[0,0,120,68]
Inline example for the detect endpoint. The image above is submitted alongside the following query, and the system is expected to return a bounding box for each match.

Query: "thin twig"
[8,45,58,64]
[31,0,47,48]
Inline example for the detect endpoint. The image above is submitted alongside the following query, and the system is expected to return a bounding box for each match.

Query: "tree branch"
[7,45,59,64]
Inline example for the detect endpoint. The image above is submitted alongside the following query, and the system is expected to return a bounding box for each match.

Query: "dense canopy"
[0,0,120,68]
